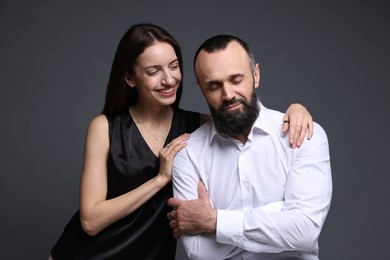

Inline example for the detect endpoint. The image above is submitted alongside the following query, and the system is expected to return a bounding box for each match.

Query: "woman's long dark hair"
[102,23,183,115]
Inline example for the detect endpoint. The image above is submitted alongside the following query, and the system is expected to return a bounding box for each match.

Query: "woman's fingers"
[161,133,190,154]
[158,133,190,180]
[284,112,313,148]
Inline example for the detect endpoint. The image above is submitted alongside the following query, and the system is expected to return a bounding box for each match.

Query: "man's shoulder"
[254,104,286,135]
[175,120,212,161]
[261,105,285,122]
[263,104,328,144]
[189,120,213,141]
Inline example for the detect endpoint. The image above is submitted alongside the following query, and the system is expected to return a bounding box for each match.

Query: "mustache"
[219,97,247,111]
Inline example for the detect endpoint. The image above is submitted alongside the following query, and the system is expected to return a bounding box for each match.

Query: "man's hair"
[193,34,256,73]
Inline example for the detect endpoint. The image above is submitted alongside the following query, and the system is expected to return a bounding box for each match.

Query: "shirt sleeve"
[216,125,332,253]
[172,147,200,201]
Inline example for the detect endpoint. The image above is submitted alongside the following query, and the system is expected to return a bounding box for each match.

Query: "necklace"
[132,108,169,141]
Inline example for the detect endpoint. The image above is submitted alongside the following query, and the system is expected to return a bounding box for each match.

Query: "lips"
[224,102,241,110]
[156,86,175,96]
[219,97,247,112]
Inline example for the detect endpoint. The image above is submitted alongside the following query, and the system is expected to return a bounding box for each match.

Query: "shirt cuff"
[216,209,244,247]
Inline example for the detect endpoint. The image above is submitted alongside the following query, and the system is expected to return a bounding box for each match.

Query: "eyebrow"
[142,58,179,70]
[228,73,245,80]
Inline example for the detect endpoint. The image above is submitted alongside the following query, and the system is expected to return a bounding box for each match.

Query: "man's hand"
[167,181,217,239]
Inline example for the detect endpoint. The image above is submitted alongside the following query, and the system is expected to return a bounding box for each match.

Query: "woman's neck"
[129,103,174,148]
[130,104,173,126]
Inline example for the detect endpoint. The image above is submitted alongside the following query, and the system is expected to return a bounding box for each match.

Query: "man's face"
[195,41,261,137]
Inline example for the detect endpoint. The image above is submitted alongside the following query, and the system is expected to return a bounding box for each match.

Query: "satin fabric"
[51,108,200,260]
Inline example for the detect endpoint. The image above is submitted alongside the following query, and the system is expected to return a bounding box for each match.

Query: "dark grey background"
[1,1,389,259]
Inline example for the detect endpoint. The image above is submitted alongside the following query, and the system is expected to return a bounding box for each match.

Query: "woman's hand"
[283,103,313,148]
[158,133,190,183]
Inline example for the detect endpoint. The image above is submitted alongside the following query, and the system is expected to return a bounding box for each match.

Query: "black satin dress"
[50,108,200,260]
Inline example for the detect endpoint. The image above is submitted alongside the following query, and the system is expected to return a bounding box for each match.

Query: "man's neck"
[233,128,251,144]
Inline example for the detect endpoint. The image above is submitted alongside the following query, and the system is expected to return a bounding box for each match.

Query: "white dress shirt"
[172,102,332,260]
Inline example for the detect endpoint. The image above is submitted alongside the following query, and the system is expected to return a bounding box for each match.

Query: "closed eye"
[144,67,159,75]
[230,75,244,85]
[169,61,180,70]
[206,81,222,91]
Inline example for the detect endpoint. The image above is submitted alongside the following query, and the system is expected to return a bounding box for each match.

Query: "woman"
[50,23,313,259]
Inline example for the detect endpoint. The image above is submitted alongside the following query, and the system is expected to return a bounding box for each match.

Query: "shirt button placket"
[238,148,251,211]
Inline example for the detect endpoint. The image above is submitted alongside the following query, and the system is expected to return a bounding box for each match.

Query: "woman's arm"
[79,115,189,236]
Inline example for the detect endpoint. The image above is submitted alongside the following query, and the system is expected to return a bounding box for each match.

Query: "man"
[167,34,332,259]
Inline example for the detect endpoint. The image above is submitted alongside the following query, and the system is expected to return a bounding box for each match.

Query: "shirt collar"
[253,101,272,135]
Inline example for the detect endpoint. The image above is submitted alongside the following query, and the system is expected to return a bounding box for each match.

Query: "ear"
[254,63,260,89]
[124,73,136,88]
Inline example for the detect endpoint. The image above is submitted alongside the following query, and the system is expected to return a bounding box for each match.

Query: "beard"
[208,91,260,138]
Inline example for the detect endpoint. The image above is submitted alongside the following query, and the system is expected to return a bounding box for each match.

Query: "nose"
[222,84,235,100]
[161,70,174,86]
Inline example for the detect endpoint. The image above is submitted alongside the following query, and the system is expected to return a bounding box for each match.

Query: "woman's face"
[127,41,181,107]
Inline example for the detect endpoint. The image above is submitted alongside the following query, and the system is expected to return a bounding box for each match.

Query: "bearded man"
[168,34,332,260]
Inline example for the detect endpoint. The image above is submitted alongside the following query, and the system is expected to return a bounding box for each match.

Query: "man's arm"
[168,182,216,238]
[169,124,332,255]
[217,124,332,252]
[169,148,246,259]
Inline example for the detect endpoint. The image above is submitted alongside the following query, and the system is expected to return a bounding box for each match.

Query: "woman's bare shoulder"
[86,114,109,134]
